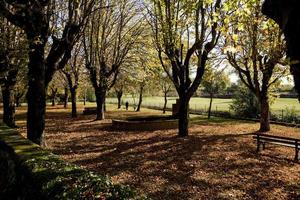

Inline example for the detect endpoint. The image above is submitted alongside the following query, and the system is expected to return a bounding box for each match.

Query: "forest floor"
[14,104,300,200]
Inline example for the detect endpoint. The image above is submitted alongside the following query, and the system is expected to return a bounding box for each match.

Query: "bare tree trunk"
[116,91,123,109]
[178,96,190,137]
[136,85,144,112]
[163,91,168,114]
[15,92,24,107]
[95,89,106,120]
[15,97,20,107]
[84,89,87,106]
[2,85,16,128]
[51,89,57,106]
[64,87,69,109]
[26,42,46,145]
[259,96,270,132]
[208,93,213,119]
[70,87,77,118]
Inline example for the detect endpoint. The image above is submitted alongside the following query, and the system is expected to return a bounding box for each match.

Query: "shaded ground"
[13,104,300,200]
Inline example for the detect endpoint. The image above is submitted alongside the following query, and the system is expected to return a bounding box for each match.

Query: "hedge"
[0,125,147,200]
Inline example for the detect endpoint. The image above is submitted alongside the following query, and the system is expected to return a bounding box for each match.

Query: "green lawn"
[106,96,300,116]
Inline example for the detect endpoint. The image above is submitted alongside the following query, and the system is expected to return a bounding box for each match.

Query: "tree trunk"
[208,93,213,119]
[163,91,168,114]
[95,89,106,120]
[83,89,87,106]
[51,92,56,106]
[15,93,23,107]
[26,43,46,145]
[2,85,16,128]
[15,97,20,107]
[70,87,77,118]
[117,91,123,109]
[64,87,69,109]
[259,96,270,132]
[136,85,144,112]
[178,96,190,137]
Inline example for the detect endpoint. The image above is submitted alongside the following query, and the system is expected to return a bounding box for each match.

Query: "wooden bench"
[253,133,299,162]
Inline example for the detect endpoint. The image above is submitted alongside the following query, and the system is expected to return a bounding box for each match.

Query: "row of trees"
[0,0,295,144]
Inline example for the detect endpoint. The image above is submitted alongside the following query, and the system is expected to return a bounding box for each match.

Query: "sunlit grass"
[106,96,300,115]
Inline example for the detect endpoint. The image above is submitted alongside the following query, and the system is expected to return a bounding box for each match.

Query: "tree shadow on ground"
[15,107,300,200]
[50,128,300,199]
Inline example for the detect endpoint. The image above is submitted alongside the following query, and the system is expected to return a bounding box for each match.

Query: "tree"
[160,74,173,114]
[148,0,222,136]
[262,0,300,101]
[225,0,287,132]
[0,18,27,127]
[83,0,143,120]
[0,0,96,144]
[14,67,28,107]
[49,86,58,106]
[62,43,84,118]
[201,67,229,119]
[114,74,127,109]
[230,82,260,119]
[133,57,154,112]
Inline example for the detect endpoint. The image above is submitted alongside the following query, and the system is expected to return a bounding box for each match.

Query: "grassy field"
[106,96,300,116]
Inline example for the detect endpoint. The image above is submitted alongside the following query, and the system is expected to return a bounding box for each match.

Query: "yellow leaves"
[232,34,239,43]
[237,23,244,31]
[204,0,214,6]
[223,46,237,54]
[223,45,242,54]
[224,17,230,25]
[32,36,43,45]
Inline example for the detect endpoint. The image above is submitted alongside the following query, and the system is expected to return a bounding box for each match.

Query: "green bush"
[230,86,260,118]
[0,125,147,200]
[282,107,300,124]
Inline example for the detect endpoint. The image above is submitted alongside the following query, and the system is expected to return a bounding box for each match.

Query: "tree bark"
[51,89,57,106]
[208,93,213,119]
[15,92,24,107]
[178,96,190,137]
[95,89,106,120]
[1,85,16,128]
[70,87,77,118]
[26,42,46,145]
[136,85,144,112]
[163,91,168,114]
[64,87,69,109]
[116,91,123,109]
[259,96,270,132]
[15,96,20,107]
[83,89,87,106]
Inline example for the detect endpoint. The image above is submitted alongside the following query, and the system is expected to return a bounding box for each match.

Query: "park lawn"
[107,96,300,115]
[14,104,300,200]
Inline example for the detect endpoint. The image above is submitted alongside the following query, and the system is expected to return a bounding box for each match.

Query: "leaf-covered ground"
[15,104,300,200]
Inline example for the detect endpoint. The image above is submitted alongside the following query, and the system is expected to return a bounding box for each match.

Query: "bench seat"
[253,133,299,162]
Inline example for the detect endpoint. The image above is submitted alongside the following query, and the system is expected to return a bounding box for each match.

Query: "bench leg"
[295,149,299,162]
[256,142,260,152]
[262,142,266,150]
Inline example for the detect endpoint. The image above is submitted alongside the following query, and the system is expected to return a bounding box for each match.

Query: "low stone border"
[112,119,178,131]
[0,125,146,200]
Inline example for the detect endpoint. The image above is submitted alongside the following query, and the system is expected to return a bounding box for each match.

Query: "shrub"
[230,86,260,118]
[282,107,300,124]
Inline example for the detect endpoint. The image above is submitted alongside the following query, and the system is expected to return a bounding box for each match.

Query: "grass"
[106,96,300,115]
[12,104,300,199]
